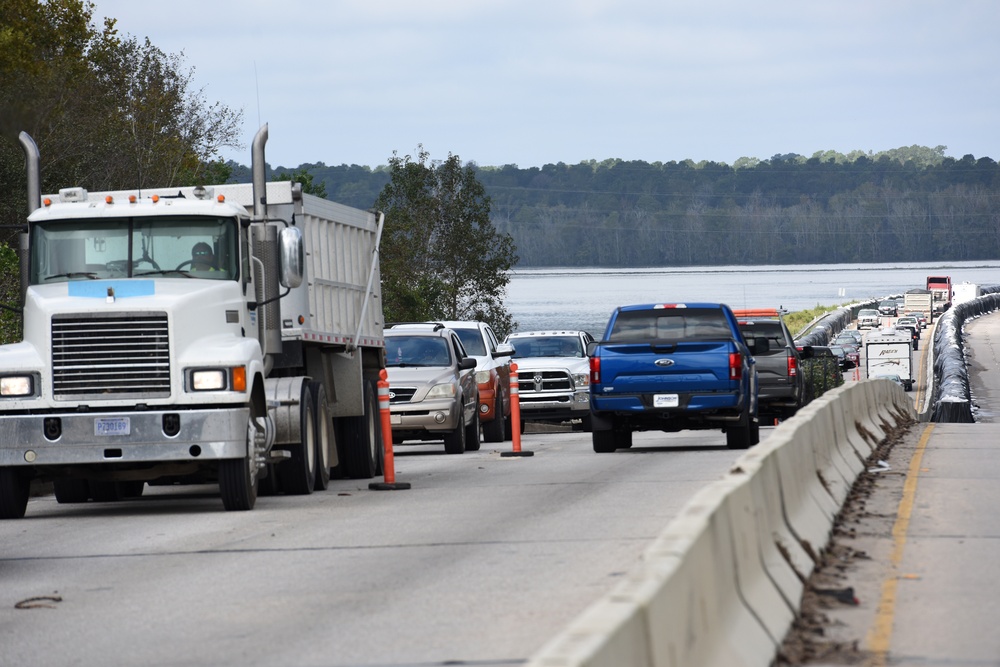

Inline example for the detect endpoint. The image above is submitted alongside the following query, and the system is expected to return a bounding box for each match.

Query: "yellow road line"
[866,423,934,664]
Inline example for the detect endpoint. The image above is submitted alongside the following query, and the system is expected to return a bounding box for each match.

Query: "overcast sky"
[91,1,999,170]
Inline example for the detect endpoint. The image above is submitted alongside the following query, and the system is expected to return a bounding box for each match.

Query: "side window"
[485,326,499,353]
[451,334,467,361]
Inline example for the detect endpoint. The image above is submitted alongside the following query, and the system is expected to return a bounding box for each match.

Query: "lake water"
[506,260,1000,336]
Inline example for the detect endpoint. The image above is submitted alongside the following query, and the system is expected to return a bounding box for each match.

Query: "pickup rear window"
[608,308,731,343]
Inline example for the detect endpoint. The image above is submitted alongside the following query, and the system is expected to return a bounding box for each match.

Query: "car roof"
[506,330,587,337]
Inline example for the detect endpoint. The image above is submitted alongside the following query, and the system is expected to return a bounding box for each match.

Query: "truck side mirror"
[493,342,515,358]
[279,226,304,288]
[586,341,598,357]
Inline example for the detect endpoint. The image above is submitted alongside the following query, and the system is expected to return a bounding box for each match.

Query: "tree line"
[294,147,1000,268]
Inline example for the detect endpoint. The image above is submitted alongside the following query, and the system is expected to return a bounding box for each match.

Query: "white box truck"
[952,282,981,306]
[866,328,913,391]
[0,125,387,518]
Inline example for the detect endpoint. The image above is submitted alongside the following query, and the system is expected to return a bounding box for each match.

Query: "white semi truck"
[865,328,913,391]
[0,125,386,518]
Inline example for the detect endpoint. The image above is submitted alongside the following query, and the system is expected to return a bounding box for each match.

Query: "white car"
[503,330,595,431]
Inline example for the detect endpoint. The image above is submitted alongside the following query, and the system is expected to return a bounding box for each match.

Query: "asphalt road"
[1,427,759,667]
[787,311,1000,666]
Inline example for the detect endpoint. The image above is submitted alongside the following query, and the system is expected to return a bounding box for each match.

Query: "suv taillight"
[788,355,798,377]
[590,355,601,384]
[730,352,742,380]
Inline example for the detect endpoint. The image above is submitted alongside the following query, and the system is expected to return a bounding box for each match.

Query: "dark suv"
[733,310,809,420]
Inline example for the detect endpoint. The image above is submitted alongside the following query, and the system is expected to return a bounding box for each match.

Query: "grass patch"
[785,303,849,336]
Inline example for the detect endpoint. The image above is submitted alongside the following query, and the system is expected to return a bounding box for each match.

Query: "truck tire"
[219,414,259,511]
[90,480,123,502]
[593,429,618,453]
[726,413,753,450]
[482,395,505,443]
[341,381,380,479]
[465,406,481,451]
[0,467,30,519]
[279,383,317,496]
[504,414,514,441]
[310,382,332,491]
[54,478,90,504]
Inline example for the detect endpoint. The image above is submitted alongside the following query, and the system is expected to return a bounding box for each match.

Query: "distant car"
[438,320,515,443]
[833,333,859,347]
[829,345,853,369]
[895,316,920,337]
[837,329,864,345]
[838,343,860,368]
[384,324,480,454]
[857,309,881,329]
[878,300,898,317]
[894,322,920,350]
[905,311,927,329]
[504,330,595,431]
[873,373,905,389]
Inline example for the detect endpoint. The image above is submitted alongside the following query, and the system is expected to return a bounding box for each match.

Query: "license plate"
[95,417,130,436]
[390,414,401,425]
[653,394,679,408]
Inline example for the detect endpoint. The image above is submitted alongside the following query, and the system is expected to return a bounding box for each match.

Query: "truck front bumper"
[0,407,251,467]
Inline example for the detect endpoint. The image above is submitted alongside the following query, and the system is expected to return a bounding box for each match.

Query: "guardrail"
[527,380,915,667]
[930,287,1000,422]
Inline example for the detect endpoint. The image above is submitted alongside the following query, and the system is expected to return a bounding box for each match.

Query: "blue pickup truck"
[587,303,761,452]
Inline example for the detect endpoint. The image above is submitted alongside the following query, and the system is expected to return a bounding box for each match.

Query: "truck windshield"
[29,216,239,284]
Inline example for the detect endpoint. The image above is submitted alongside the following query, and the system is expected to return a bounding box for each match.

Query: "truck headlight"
[191,369,227,391]
[426,383,457,399]
[572,372,590,387]
[475,370,491,385]
[0,375,34,397]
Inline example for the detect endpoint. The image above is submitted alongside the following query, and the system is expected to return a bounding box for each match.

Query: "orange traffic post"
[369,368,411,490]
[501,362,534,458]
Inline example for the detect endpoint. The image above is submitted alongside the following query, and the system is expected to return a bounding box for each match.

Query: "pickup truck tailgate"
[596,341,737,391]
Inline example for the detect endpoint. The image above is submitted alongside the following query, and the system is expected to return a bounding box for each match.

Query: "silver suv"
[384,324,480,454]
[504,330,595,431]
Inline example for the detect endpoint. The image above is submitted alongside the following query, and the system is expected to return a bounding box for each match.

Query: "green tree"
[272,168,327,198]
[374,147,518,337]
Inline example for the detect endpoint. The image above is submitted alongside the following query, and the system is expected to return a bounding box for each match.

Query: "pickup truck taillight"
[788,355,798,377]
[729,352,742,380]
[590,356,601,384]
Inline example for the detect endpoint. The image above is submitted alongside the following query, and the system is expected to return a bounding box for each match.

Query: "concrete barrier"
[526,381,916,667]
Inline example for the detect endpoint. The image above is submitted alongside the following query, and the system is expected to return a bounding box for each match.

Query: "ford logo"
[654,359,675,367]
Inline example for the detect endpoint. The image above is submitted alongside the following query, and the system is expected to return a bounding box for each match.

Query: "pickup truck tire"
[0,467,30,519]
[279,383,317,496]
[465,408,481,451]
[726,412,754,450]
[483,395,506,443]
[593,429,617,453]
[593,427,632,453]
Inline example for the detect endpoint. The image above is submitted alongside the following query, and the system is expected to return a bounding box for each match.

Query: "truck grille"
[389,387,417,403]
[51,312,171,400]
[519,370,572,393]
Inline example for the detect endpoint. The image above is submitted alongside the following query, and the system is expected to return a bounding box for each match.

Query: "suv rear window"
[737,320,788,354]
[609,308,731,343]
